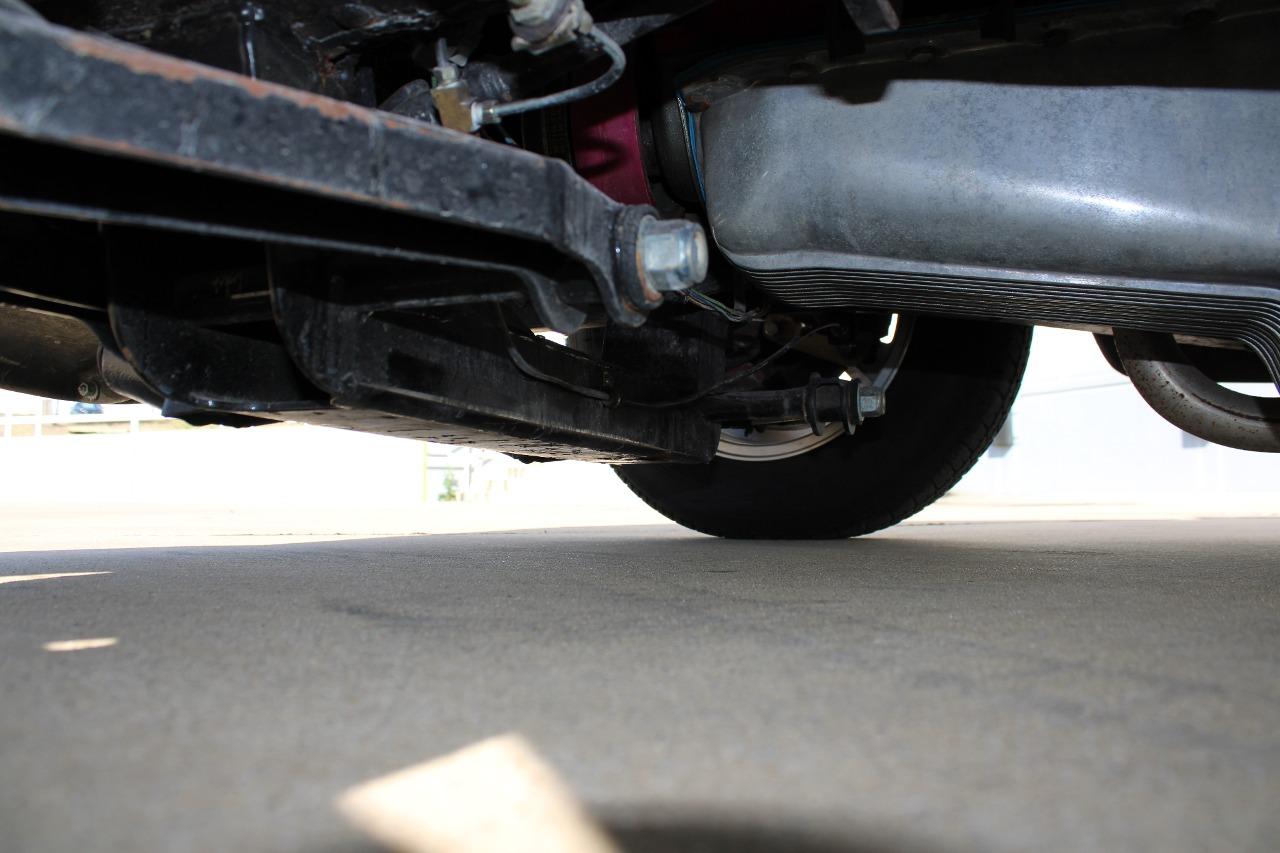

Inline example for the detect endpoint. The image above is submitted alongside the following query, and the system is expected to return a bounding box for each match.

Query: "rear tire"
[615,317,1032,539]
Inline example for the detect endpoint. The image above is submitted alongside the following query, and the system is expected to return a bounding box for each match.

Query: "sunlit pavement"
[1,518,1277,852]
[0,491,1277,553]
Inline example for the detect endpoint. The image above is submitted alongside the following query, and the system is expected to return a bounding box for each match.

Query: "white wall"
[959,328,1280,501]
[2,330,1277,511]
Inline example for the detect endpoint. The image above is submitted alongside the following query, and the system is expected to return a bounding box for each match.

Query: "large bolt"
[857,385,886,418]
[637,217,708,295]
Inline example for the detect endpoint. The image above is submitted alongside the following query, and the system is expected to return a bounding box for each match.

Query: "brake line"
[479,28,626,125]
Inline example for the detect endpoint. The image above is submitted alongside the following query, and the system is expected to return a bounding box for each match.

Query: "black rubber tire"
[615,317,1033,539]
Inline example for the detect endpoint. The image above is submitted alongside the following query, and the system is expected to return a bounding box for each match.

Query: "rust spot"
[63,27,206,84]
[7,18,570,231]
[33,18,481,148]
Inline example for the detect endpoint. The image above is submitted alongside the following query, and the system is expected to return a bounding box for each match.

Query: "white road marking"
[0,571,111,585]
[43,637,118,652]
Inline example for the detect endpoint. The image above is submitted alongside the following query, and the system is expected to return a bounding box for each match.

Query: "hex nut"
[857,386,886,418]
[637,217,709,294]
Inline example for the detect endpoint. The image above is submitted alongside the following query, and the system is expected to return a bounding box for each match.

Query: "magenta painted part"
[569,70,655,206]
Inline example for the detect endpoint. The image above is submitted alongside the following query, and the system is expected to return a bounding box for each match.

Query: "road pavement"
[1,518,1277,852]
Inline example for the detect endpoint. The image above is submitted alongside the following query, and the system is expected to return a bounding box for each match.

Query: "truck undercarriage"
[1,0,1277,536]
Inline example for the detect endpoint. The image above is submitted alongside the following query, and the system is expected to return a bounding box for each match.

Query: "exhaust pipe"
[1113,330,1280,453]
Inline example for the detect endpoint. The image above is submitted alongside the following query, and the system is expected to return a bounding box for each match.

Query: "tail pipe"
[1113,330,1280,453]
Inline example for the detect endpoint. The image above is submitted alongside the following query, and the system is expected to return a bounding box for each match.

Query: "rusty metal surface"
[1114,329,1280,452]
[0,9,651,326]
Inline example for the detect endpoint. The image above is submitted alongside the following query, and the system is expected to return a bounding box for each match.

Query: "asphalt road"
[1,518,1277,853]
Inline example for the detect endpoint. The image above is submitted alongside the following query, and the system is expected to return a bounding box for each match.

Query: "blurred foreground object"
[336,734,619,853]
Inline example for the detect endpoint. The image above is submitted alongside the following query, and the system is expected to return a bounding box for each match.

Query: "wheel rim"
[716,316,914,462]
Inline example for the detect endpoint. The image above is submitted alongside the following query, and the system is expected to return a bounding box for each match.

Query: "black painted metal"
[267,250,718,461]
[595,0,713,44]
[701,375,865,433]
[0,304,116,401]
[0,135,600,334]
[70,227,719,460]
[99,231,331,422]
[0,3,724,461]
